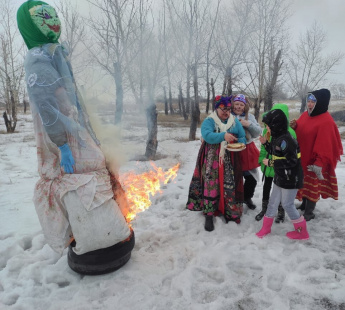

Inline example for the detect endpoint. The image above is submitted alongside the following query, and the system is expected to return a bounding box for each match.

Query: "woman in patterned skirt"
[186,95,246,231]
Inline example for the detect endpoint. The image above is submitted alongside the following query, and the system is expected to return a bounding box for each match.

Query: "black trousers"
[262,176,273,201]
[244,174,257,199]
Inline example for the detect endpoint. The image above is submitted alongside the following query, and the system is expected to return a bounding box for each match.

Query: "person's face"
[30,4,61,41]
[307,99,316,114]
[232,101,245,115]
[217,106,231,121]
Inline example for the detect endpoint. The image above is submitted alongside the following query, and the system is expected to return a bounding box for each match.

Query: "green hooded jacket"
[258,103,297,177]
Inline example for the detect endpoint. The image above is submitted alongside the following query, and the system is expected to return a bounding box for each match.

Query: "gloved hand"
[58,144,75,174]
[307,165,324,180]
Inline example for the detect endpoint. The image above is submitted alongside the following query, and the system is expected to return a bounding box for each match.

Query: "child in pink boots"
[256,109,309,240]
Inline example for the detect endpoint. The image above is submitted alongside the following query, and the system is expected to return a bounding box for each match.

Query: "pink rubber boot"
[286,216,309,240]
[256,216,274,238]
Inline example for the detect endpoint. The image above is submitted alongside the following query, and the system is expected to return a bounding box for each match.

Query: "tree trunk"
[226,66,232,96]
[113,62,124,125]
[24,99,28,114]
[10,89,17,132]
[189,65,200,141]
[164,87,168,115]
[206,80,210,114]
[168,87,173,115]
[3,111,10,132]
[211,78,215,111]
[222,75,227,95]
[186,65,191,115]
[264,88,273,112]
[145,102,158,160]
[179,83,188,120]
[300,96,307,114]
[253,97,261,121]
[264,50,282,112]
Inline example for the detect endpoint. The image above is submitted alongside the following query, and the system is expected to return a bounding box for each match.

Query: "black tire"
[68,228,135,275]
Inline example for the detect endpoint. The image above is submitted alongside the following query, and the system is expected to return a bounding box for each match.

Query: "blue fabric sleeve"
[201,117,247,144]
[201,118,225,144]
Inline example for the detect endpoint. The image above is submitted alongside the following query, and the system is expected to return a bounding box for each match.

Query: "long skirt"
[240,141,260,171]
[186,141,244,222]
[296,169,339,203]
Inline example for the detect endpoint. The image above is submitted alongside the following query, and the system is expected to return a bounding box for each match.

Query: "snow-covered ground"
[1,111,345,310]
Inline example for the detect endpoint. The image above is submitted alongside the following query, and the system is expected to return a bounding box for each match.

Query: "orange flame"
[120,163,180,222]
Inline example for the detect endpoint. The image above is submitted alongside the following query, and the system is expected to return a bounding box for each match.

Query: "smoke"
[82,96,126,176]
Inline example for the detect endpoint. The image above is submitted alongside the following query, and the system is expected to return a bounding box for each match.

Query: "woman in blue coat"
[186,95,246,231]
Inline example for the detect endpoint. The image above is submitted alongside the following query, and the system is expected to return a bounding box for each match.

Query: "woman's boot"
[244,197,257,210]
[204,215,214,231]
[304,199,316,221]
[255,200,268,221]
[286,216,309,240]
[275,204,285,223]
[297,197,307,211]
[256,216,274,238]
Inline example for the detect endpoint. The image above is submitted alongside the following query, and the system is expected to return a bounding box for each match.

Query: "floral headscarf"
[214,95,232,109]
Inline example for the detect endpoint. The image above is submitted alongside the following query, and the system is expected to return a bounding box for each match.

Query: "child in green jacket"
[256,104,297,223]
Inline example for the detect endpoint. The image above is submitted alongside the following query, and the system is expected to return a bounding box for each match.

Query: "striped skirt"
[296,170,339,202]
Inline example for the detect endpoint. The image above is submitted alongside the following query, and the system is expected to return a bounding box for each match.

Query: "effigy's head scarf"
[17,1,61,50]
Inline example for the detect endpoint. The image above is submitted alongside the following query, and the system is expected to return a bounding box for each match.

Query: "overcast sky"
[289,0,345,84]
[13,0,345,86]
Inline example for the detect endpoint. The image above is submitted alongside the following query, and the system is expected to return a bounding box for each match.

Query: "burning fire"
[120,163,180,222]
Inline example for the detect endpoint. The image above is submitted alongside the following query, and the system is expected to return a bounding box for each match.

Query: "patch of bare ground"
[157,110,209,128]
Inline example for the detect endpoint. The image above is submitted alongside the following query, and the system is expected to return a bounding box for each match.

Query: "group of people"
[15,0,344,275]
[186,94,262,230]
[186,90,343,240]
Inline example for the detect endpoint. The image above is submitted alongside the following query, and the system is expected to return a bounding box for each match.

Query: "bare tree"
[287,22,344,113]
[143,39,163,159]
[86,0,139,124]
[263,48,282,111]
[189,64,200,140]
[87,0,163,158]
[166,0,210,117]
[205,0,221,114]
[54,0,88,74]
[0,0,25,133]
[239,0,290,120]
[166,0,211,140]
[330,83,345,100]
[214,0,255,97]
[178,82,188,120]
[161,0,176,115]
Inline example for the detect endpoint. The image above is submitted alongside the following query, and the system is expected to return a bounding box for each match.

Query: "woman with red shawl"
[290,89,343,221]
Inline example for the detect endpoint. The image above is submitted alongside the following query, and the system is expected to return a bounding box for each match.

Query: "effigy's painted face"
[30,4,61,41]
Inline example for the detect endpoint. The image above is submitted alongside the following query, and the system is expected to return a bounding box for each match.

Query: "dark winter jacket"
[259,103,296,178]
[262,109,303,189]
